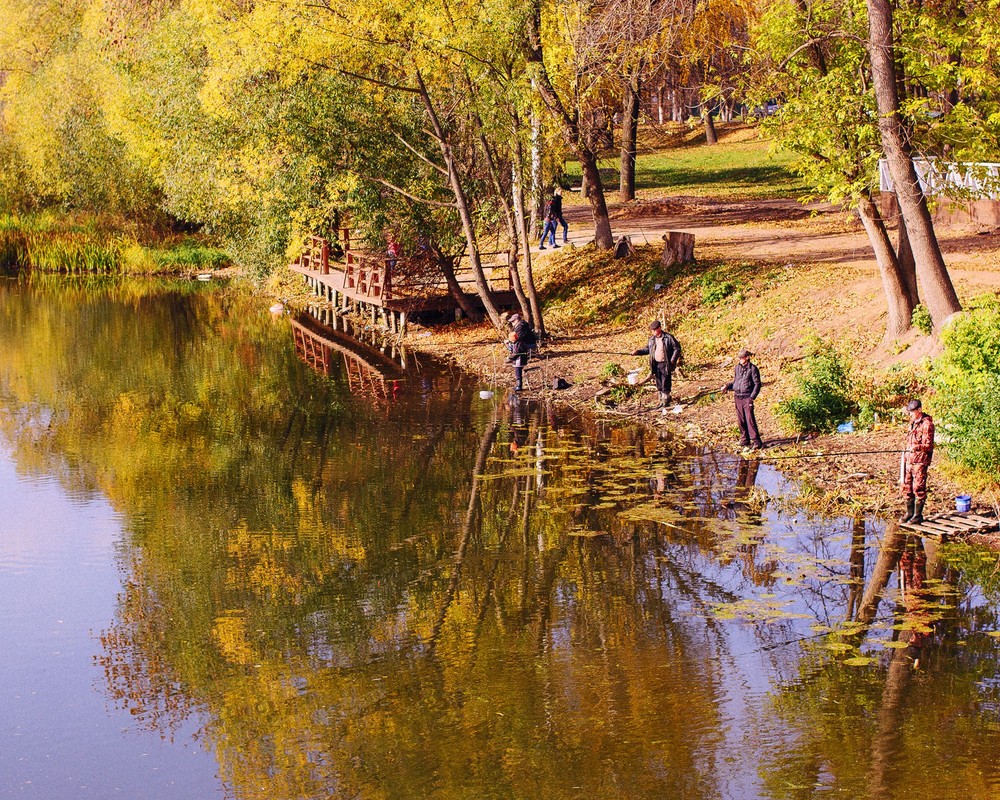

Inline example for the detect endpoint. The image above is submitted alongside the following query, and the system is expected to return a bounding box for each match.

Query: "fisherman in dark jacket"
[632,320,681,408]
[722,348,764,449]
[506,312,536,392]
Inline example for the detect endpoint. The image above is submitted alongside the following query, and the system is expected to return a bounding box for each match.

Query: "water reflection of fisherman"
[736,457,760,496]
[648,465,668,499]
[726,457,761,518]
[508,393,528,453]
[899,535,931,654]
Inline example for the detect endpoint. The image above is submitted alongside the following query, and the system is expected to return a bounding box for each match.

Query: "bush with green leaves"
[931,301,1000,481]
[693,271,741,306]
[911,304,933,335]
[775,339,856,433]
[601,362,625,381]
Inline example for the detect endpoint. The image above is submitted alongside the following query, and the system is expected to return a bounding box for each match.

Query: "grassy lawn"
[565,128,806,202]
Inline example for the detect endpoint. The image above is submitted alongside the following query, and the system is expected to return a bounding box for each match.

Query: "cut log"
[661,231,695,267]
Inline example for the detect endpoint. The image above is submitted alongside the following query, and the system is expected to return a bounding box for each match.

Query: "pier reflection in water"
[2,282,1000,800]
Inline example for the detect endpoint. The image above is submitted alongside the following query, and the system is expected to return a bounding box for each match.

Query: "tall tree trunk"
[579,151,614,248]
[524,0,614,249]
[436,250,481,321]
[895,218,919,307]
[619,71,641,202]
[415,70,504,329]
[856,194,915,339]
[529,93,542,235]
[868,0,961,330]
[513,140,545,336]
[703,106,718,145]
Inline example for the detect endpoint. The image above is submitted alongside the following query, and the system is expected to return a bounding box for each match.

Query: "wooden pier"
[900,511,999,541]
[290,232,517,331]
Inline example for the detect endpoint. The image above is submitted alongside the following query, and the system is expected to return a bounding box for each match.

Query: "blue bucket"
[956,495,972,513]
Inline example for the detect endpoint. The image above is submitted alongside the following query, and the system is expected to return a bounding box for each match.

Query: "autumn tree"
[867,0,961,330]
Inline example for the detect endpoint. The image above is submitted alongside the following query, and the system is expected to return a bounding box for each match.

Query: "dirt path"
[556,196,1000,275]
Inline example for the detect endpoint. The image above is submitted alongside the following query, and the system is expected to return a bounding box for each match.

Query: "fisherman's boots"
[899,496,916,524]
[911,500,925,525]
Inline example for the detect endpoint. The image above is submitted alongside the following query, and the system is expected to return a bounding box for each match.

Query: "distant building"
[880,158,1000,226]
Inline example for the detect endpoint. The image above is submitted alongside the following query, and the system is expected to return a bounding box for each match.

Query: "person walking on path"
[632,320,682,408]
[505,312,536,392]
[539,198,560,250]
[722,348,764,449]
[899,398,934,524]
[550,187,568,243]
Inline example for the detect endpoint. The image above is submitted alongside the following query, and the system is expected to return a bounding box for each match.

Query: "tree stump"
[661,231,695,267]
[613,235,634,259]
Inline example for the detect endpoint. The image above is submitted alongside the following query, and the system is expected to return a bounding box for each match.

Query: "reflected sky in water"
[2,277,1000,800]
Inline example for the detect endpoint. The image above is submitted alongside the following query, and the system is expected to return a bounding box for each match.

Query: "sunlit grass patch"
[564,133,805,202]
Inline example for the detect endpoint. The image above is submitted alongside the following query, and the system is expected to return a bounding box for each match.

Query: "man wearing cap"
[506,312,535,392]
[632,320,681,407]
[900,399,934,524]
[722,349,764,449]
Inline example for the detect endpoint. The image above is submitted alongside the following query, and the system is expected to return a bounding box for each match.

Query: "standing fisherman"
[721,348,764,450]
[632,320,682,408]
[505,312,536,392]
[900,398,934,524]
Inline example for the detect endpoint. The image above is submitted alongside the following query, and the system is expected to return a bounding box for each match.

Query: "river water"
[2,277,1000,800]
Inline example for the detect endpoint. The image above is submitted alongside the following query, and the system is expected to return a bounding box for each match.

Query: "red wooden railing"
[294,230,513,303]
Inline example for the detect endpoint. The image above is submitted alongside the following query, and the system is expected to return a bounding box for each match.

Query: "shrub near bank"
[932,299,1000,487]
[774,337,918,435]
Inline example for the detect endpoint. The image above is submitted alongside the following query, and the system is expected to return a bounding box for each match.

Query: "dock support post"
[400,312,407,336]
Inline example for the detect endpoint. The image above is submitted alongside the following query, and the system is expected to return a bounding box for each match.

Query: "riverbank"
[398,198,1000,522]
[0,212,232,276]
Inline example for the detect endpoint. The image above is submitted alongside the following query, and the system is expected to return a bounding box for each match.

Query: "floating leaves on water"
[842,656,874,667]
[987,631,1000,638]
[882,640,911,649]
[824,642,854,653]
[712,597,812,623]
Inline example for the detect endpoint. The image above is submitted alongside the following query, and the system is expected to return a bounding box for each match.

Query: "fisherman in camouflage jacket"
[900,398,934,525]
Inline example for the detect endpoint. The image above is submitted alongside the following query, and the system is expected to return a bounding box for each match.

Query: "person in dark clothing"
[550,187,568,243]
[539,200,559,250]
[722,348,764,449]
[506,312,536,392]
[632,320,681,408]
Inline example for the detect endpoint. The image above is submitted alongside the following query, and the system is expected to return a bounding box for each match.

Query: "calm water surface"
[2,277,1000,799]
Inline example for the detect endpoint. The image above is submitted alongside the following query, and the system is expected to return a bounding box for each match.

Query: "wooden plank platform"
[900,511,999,540]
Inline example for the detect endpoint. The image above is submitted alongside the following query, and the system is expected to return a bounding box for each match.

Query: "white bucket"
[479,390,494,400]
[627,370,640,385]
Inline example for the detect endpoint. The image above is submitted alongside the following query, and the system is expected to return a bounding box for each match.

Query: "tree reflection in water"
[3,282,1000,799]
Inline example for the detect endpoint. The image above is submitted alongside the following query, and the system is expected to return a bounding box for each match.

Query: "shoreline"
[402,319,977,524]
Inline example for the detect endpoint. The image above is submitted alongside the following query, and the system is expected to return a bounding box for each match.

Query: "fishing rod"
[626,448,908,464]
[758,449,906,460]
